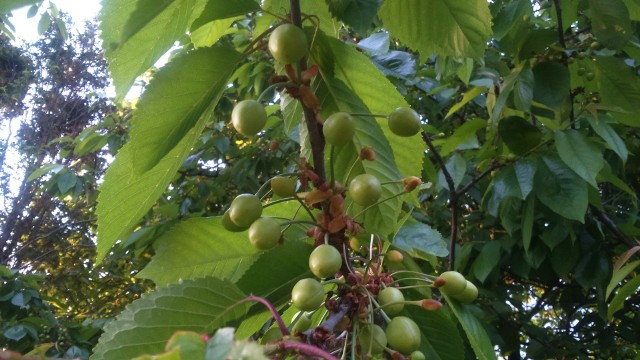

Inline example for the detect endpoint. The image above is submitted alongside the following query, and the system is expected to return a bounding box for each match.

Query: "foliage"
[2,0,640,358]
[88,0,640,358]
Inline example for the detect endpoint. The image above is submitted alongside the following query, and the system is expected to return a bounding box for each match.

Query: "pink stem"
[246,295,290,336]
[281,341,339,360]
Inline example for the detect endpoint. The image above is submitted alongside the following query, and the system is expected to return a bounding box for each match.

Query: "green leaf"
[379,0,491,58]
[623,0,640,20]
[91,277,249,360]
[137,217,260,287]
[587,116,629,163]
[393,219,449,259]
[472,241,502,282]
[606,260,640,298]
[311,34,414,235]
[513,67,534,112]
[99,0,199,99]
[498,116,542,156]
[589,0,632,50]
[54,17,67,40]
[492,0,533,41]
[534,155,588,222]
[27,163,64,182]
[190,17,238,48]
[190,0,259,30]
[445,86,486,119]
[594,56,640,112]
[442,297,497,360]
[575,251,611,289]
[439,118,486,156]
[325,0,381,35]
[608,275,640,320]
[3,325,28,341]
[315,34,424,179]
[205,328,235,360]
[521,195,535,252]
[236,240,313,305]
[0,0,39,13]
[532,62,570,111]
[57,172,77,194]
[37,13,50,34]
[554,130,605,188]
[406,307,465,360]
[437,154,467,191]
[96,47,241,261]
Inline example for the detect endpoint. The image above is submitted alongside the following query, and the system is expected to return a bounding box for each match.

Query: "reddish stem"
[280,341,339,360]
[246,295,290,336]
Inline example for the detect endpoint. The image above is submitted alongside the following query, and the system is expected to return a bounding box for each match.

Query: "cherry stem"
[388,270,436,279]
[245,295,290,336]
[387,277,433,286]
[352,191,406,219]
[279,341,338,360]
[349,112,388,118]
[262,196,298,207]
[280,219,320,227]
[294,195,317,222]
[342,156,360,186]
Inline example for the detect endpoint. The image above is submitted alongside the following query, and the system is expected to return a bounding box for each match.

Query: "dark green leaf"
[492,0,533,41]
[379,0,492,58]
[406,307,466,360]
[439,118,486,156]
[472,241,502,282]
[92,278,249,360]
[534,155,588,222]
[96,47,241,261]
[498,116,542,155]
[589,0,631,50]
[513,67,534,112]
[57,172,77,194]
[575,251,612,289]
[236,241,313,305]
[437,154,467,191]
[393,219,449,259]
[532,62,570,110]
[550,239,580,277]
[554,130,605,187]
[443,297,497,360]
[521,195,535,252]
[587,116,628,163]
[326,0,381,34]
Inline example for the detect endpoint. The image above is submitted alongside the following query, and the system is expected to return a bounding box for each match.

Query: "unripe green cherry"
[453,280,478,304]
[385,316,421,355]
[248,217,281,250]
[388,107,421,137]
[293,312,312,332]
[438,271,467,296]
[231,99,267,137]
[411,350,426,360]
[309,244,342,279]
[291,278,325,311]
[271,176,297,197]
[323,112,355,147]
[349,174,382,207]
[386,249,404,263]
[358,324,387,355]
[229,194,262,227]
[221,209,248,232]
[377,287,405,315]
[268,24,308,64]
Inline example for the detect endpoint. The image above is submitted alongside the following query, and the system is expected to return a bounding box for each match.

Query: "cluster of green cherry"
[216,21,479,359]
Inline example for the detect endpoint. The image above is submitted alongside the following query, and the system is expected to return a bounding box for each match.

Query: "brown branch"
[290,0,326,184]
[421,131,457,270]
[590,206,640,253]
[552,0,567,49]
[456,161,504,198]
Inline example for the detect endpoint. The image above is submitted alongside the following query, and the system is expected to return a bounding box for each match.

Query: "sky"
[12,0,102,43]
